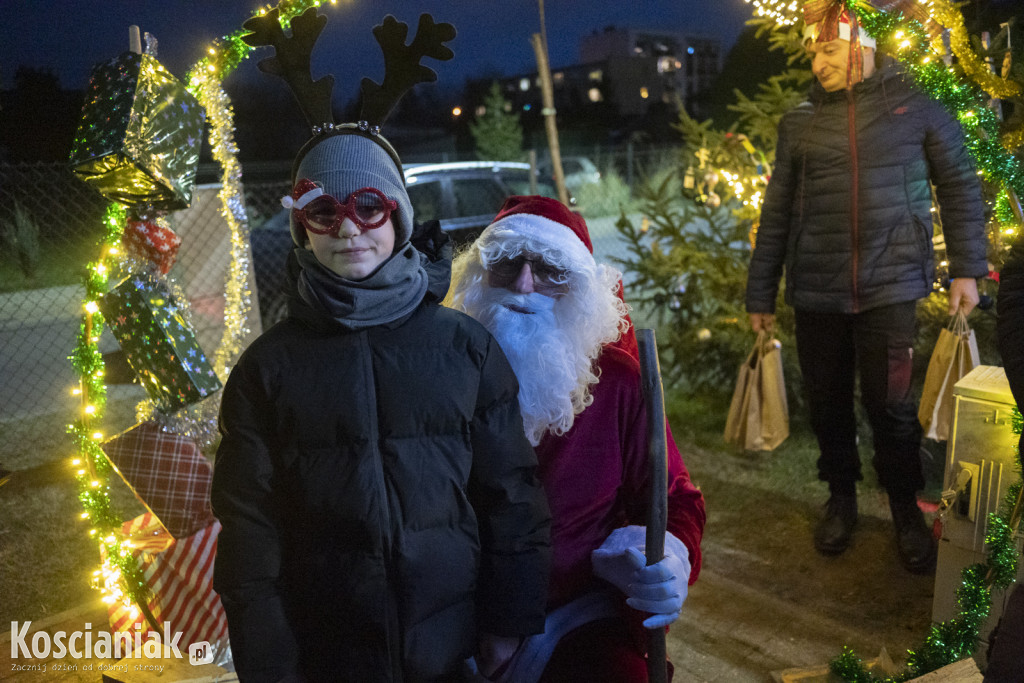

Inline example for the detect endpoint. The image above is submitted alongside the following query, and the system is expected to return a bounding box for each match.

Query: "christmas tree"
[470,81,525,161]
[615,17,809,396]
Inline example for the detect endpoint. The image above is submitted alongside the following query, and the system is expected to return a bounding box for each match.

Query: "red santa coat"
[535,344,706,609]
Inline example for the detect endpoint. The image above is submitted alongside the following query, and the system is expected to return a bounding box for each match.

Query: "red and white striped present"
[101,421,215,539]
[123,219,182,275]
[106,513,229,649]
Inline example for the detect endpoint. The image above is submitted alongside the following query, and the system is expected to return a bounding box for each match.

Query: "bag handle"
[756,328,780,356]
[947,308,970,336]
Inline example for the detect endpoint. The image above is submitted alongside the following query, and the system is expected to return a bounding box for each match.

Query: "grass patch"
[666,388,889,517]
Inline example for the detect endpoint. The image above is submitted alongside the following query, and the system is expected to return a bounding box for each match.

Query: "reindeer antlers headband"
[242,8,456,173]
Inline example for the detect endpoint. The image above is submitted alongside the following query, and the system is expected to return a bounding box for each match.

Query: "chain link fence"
[0,162,277,471]
[0,145,677,470]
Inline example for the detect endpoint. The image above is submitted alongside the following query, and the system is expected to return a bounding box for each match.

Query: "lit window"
[588,87,603,102]
[519,77,530,91]
[640,87,649,99]
[588,69,603,82]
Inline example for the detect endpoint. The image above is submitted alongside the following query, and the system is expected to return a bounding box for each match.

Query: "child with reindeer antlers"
[211,9,551,682]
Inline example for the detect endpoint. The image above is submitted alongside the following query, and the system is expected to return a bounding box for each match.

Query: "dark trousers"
[795,302,924,498]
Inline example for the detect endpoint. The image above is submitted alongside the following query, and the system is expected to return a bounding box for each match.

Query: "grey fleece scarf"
[295,242,429,330]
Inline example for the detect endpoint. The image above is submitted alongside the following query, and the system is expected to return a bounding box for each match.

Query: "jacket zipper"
[363,331,400,680]
[848,89,860,312]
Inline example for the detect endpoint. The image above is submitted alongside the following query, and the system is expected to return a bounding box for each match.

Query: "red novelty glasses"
[294,187,398,236]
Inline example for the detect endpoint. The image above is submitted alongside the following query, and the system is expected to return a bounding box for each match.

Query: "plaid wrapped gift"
[68,51,205,210]
[123,219,182,275]
[101,421,215,539]
[104,513,229,651]
[100,272,222,411]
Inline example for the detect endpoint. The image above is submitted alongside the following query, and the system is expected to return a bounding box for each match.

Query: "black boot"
[814,494,858,555]
[889,495,936,574]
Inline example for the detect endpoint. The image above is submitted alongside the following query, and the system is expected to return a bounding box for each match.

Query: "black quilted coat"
[746,67,987,314]
[212,236,551,683]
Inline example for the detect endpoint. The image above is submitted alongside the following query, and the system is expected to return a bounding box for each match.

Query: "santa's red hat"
[480,195,639,361]
[480,195,595,272]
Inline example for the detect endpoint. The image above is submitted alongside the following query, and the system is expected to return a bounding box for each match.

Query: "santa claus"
[447,195,706,682]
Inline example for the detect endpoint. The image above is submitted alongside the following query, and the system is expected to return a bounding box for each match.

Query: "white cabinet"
[932,365,1023,653]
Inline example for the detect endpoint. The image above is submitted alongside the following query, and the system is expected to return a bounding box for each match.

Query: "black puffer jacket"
[212,237,551,682]
[746,67,987,314]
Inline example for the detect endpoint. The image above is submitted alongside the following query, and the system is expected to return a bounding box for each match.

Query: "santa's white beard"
[466,289,590,446]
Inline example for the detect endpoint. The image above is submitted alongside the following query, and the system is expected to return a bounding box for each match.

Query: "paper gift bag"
[101,421,215,539]
[104,513,229,650]
[99,272,222,411]
[68,51,205,210]
[724,331,790,451]
[918,310,980,441]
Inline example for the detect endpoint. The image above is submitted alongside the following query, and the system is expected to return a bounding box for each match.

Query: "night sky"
[1,0,754,94]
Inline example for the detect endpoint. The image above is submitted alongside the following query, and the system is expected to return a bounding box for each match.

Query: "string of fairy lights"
[741,0,1022,679]
[67,0,335,629]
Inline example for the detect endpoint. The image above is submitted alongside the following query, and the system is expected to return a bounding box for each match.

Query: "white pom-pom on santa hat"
[281,178,324,210]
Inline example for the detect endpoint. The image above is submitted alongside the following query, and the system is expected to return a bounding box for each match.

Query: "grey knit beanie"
[291,134,413,247]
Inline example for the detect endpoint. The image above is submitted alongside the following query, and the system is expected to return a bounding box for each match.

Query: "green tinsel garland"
[186,0,325,85]
[67,203,155,611]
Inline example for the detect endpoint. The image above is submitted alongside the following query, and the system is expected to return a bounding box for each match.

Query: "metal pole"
[636,328,668,683]
[530,33,570,207]
[528,148,539,196]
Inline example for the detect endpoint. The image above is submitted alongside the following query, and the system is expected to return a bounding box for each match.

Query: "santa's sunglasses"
[294,187,398,236]
[486,254,569,295]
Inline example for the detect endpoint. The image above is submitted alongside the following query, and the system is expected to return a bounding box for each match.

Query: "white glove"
[591,525,691,629]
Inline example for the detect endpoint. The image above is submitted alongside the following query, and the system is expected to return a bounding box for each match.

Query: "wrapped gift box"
[123,219,182,275]
[104,513,229,652]
[68,51,205,210]
[99,273,222,411]
[101,421,215,539]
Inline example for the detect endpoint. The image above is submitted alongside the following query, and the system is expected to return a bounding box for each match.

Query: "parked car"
[536,156,601,189]
[249,160,561,329]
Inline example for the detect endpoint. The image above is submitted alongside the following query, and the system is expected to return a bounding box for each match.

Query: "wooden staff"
[637,328,668,683]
